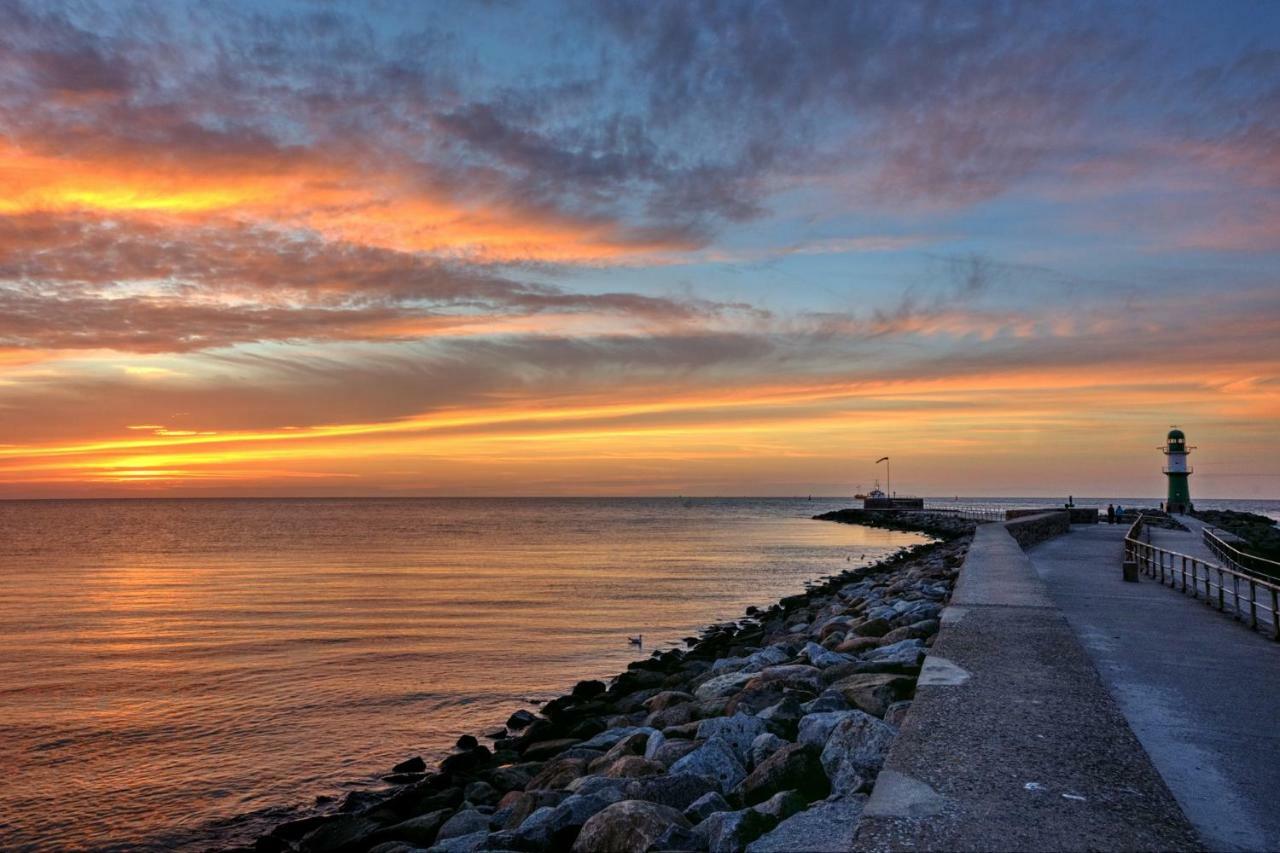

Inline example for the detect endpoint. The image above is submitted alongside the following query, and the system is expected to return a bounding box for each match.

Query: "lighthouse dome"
[1167,428,1185,441]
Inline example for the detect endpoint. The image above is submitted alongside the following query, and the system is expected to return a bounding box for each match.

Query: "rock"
[801,642,851,669]
[622,773,719,810]
[613,688,663,713]
[835,635,881,654]
[577,726,659,752]
[755,696,804,738]
[513,793,620,849]
[695,808,778,853]
[650,824,703,851]
[440,746,491,776]
[694,671,757,701]
[683,791,732,823]
[436,809,490,842]
[506,710,537,730]
[426,829,487,853]
[643,690,695,712]
[800,692,851,713]
[455,735,479,751]
[525,757,589,790]
[669,736,748,793]
[855,617,891,637]
[749,665,823,692]
[393,756,426,774]
[522,738,581,761]
[588,731,651,772]
[731,743,829,806]
[492,791,565,830]
[299,815,380,853]
[748,733,788,769]
[862,638,926,666]
[572,799,691,853]
[797,711,861,748]
[486,764,537,793]
[566,776,629,798]
[751,790,807,821]
[602,756,666,778]
[696,713,767,765]
[642,729,666,760]
[646,703,697,729]
[826,673,914,717]
[464,781,499,806]
[884,700,912,728]
[745,795,867,852]
[572,679,607,699]
[368,843,418,853]
[820,713,896,793]
[369,809,453,848]
[650,738,700,767]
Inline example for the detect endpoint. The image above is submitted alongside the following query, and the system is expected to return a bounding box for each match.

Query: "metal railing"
[921,505,1006,522]
[1125,514,1280,641]
[1202,527,1280,580]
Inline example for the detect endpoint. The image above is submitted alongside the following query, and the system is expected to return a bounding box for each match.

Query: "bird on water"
[627,634,643,647]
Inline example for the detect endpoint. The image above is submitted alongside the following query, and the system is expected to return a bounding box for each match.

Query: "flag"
[875,456,889,463]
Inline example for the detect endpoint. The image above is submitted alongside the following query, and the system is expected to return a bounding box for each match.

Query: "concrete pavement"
[1029,523,1280,851]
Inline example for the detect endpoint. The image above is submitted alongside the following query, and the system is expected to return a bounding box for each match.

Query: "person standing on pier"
[1107,503,1116,524]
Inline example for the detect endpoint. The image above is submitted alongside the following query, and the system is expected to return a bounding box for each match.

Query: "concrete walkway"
[1145,514,1222,567]
[1029,524,1280,852]
[853,522,1199,852]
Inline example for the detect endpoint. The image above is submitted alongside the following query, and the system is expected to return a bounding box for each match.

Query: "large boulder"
[696,713,767,765]
[370,809,453,847]
[588,731,651,772]
[669,737,747,793]
[643,690,695,712]
[512,793,620,849]
[622,773,719,810]
[751,790,807,822]
[683,791,732,824]
[525,756,589,790]
[572,800,691,853]
[748,732,788,769]
[801,642,851,669]
[426,829,487,853]
[731,743,829,806]
[797,710,864,749]
[695,808,778,853]
[577,726,659,751]
[694,671,757,701]
[745,794,868,852]
[826,673,914,717]
[820,713,897,793]
[299,815,380,853]
[861,638,926,666]
[492,790,566,830]
[434,809,490,842]
[602,756,666,778]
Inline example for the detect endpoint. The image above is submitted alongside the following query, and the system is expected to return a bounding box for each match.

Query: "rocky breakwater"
[251,513,974,853]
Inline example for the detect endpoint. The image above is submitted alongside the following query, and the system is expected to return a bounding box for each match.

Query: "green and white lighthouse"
[1160,428,1194,513]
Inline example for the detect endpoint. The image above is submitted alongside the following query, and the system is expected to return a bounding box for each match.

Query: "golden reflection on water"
[0,497,925,850]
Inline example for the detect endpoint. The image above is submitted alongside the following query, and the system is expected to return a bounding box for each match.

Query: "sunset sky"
[1,0,1277,498]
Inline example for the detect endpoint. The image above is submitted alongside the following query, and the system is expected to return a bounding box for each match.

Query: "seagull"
[627,634,643,646]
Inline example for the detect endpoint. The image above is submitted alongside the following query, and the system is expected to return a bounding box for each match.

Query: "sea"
[1,495,1275,851]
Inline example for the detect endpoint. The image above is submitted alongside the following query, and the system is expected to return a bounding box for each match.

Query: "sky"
[0,0,1277,499]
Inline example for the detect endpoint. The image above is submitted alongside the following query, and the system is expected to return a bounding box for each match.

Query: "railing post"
[1218,570,1225,610]
[1272,588,1280,641]
[1181,555,1187,592]
[1190,561,1198,598]
[1250,580,1258,630]
[1234,575,1241,621]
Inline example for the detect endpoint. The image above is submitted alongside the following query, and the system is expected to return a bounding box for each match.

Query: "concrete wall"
[1004,510,1071,548]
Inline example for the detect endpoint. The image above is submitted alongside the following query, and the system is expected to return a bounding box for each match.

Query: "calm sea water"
[0,497,926,852]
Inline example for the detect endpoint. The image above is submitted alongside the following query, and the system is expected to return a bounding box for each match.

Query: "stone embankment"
[248,512,974,853]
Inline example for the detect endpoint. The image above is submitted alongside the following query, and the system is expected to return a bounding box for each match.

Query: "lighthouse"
[1160,428,1194,513]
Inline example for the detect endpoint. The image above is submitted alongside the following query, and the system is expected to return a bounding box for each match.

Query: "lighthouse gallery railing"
[1125,514,1280,641]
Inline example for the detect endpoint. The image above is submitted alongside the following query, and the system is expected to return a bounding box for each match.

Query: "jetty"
[856,510,1280,852]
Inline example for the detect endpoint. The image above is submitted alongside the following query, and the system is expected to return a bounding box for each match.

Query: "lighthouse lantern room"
[1160,427,1195,513]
